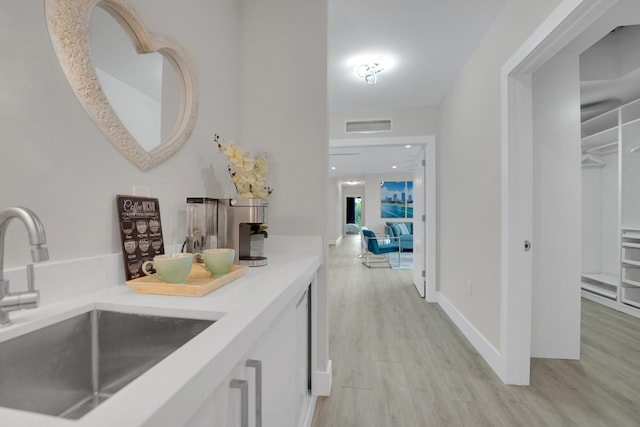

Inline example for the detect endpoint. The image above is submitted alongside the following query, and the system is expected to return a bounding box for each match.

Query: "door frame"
[500,0,614,384]
[413,147,426,298]
[330,135,436,301]
[425,141,437,302]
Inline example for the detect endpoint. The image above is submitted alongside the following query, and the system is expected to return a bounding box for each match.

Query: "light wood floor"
[311,235,640,427]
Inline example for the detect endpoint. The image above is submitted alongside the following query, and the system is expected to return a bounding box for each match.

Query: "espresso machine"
[184,197,218,253]
[218,198,268,266]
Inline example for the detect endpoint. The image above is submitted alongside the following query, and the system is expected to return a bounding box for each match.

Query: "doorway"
[502,0,638,384]
[346,196,363,228]
[330,135,436,301]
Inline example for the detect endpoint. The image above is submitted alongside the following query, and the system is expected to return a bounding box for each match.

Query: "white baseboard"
[314,359,332,396]
[438,294,502,378]
[300,395,317,427]
[329,235,345,247]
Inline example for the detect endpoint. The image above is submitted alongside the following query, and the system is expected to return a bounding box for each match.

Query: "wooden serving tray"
[126,264,247,297]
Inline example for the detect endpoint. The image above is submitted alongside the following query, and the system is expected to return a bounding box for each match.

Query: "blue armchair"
[361,229,400,268]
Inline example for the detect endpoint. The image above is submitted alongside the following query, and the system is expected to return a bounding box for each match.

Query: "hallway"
[311,235,640,426]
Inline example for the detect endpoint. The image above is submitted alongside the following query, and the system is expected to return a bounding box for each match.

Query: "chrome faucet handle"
[26,264,35,292]
[22,264,39,308]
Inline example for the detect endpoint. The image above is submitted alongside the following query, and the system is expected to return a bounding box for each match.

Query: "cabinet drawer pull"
[246,359,262,427]
[230,379,248,427]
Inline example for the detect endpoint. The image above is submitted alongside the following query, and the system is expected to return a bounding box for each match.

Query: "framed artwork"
[380,181,413,218]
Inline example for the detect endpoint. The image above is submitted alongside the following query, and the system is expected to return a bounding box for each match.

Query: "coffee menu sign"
[116,195,165,280]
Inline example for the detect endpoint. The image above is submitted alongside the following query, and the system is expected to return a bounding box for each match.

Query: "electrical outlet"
[468,280,473,296]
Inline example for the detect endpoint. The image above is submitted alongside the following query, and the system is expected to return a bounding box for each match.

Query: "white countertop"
[0,237,323,426]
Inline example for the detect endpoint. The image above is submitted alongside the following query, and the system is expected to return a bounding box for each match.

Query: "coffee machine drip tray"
[239,256,268,267]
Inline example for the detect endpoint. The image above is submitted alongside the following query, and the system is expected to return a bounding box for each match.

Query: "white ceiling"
[329,140,425,182]
[327,0,507,180]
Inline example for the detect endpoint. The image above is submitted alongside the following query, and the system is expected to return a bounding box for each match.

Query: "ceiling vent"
[345,119,392,133]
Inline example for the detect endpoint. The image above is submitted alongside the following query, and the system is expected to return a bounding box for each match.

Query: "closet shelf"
[622,297,640,309]
[622,116,640,127]
[581,273,618,300]
[580,99,640,321]
[582,109,618,137]
[585,141,618,156]
[621,98,640,123]
[622,279,640,288]
[581,273,618,287]
[582,283,617,299]
[581,127,617,150]
[622,231,640,239]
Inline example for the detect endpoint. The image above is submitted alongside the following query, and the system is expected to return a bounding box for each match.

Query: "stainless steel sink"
[0,309,214,419]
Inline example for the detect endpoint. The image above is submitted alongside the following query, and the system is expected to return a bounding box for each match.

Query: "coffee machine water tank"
[185,197,218,253]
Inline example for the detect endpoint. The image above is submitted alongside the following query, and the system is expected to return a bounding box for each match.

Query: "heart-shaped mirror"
[45,0,199,171]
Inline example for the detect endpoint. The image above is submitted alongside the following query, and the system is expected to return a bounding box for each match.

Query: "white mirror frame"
[45,0,199,171]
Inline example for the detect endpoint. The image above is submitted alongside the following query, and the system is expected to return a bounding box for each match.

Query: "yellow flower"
[252,186,269,199]
[242,155,256,172]
[221,141,242,160]
[217,136,271,199]
[255,156,267,173]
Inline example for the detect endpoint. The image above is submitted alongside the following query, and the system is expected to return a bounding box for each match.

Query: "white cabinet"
[246,298,297,427]
[186,360,247,427]
[581,98,640,318]
[185,286,311,427]
[621,229,640,309]
[294,288,310,426]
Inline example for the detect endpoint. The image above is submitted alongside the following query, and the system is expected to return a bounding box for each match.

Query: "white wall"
[327,178,342,245]
[531,53,581,359]
[238,0,330,390]
[328,105,435,249]
[437,0,565,349]
[330,106,437,140]
[0,0,242,269]
[239,0,327,238]
[363,173,413,235]
[0,0,327,262]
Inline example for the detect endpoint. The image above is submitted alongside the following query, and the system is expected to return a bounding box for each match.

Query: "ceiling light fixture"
[356,63,384,85]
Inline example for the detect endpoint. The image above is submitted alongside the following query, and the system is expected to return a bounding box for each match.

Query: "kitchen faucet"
[0,207,49,326]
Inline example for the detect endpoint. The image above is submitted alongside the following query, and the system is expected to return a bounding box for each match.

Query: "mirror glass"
[90,6,180,152]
